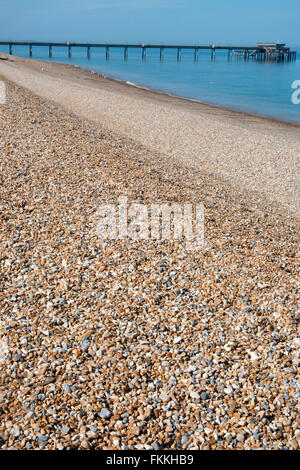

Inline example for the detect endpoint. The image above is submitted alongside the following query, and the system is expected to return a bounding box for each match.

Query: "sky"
[1,0,299,47]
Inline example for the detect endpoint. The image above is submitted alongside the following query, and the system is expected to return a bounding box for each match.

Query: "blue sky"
[1,0,299,47]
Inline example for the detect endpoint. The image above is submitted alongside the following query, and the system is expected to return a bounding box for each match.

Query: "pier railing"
[0,41,297,62]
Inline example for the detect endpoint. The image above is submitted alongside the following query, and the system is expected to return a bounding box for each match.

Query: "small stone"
[160,392,170,402]
[173,336,183,344]
[40,377,56,386]
[181,434,189,445]
[224,385,233,394]
[11,427,20,437]
[61,425,70,435]
[152,441,160,450]
[99,408,111,419]
[62,384,71,393]
[37,434,49,443]
[248,351,259,361]
[289,440,298,450]
[13,354,24,362]
[200,392,210,401]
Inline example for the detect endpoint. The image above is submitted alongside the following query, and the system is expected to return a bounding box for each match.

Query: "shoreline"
[78,64,300,128]
[1,52,300,129]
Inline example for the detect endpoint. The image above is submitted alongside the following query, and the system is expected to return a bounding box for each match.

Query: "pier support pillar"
[87,46,91,59]
[106,46,109,60]
[49,45,52,58]
[160,47,164,61]
[124,46,128,60]
[142,47,146,61]
[211,48,216,60]
[177,48,181,61]
[194,48,199,61]
[68,45,72,58]
[228,49,232,60]
[9,44,12,55]
[29,45,32,57]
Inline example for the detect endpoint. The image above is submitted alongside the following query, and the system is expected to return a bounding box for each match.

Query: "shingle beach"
[0,54,299,450]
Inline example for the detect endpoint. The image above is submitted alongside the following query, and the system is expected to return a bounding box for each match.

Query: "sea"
[1,44,300,123]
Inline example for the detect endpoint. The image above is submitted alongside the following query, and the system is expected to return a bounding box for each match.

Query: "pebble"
[160,392,170,402]
[99,408,112,419]
[173,336,183,344]
[248,351,260,361]
[37,434,49,443]
[61,425,70,435]
[181,435,189,445]
[62,384,71,394]
[200,392,210,401]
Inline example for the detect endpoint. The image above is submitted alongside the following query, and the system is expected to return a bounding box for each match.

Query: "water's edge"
[61,60,300,128]
[1,50,300,127]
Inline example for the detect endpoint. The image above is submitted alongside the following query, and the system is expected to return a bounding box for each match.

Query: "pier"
[0,41,296,62]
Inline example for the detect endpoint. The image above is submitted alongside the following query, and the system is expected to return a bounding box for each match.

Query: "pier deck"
[0,41,296,62]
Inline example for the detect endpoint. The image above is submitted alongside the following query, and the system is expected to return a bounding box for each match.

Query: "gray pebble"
[181,434,189,444]
[37,434,49,443]
[61,425,70,435]
[99,408,112,419]
[152,440,160,450]
[200,392,210,400]
[62,384,71,393]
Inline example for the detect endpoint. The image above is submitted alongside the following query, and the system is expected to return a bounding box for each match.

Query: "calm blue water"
[1,44,300,123]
